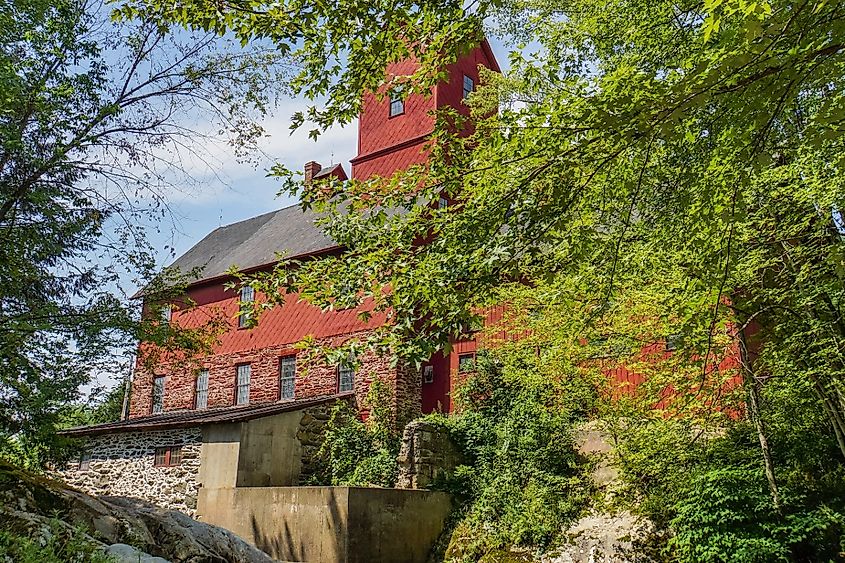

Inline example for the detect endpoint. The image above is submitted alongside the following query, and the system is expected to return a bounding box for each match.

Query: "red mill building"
[58,42,501,522]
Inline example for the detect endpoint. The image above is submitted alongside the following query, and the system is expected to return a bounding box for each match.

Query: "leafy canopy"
[0,0,290,466]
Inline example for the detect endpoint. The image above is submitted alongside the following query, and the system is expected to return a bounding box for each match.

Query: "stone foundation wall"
[59,428,201,515]
[396,420,464,489]
[297,400,337,484]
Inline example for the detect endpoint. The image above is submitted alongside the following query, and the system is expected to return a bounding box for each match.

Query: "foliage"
[0,521,115,563]
[615,372,845,562]
[0,0,288,466]
[424,354,592,560]
[118,0,485,133]
[139,0,845,557]
[313,377,400,487]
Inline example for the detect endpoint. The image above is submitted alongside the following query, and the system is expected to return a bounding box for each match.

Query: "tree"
[0,0,290,467]
[138,0,845,555]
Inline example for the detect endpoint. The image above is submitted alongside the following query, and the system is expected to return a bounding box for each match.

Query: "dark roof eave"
[59,393,353,437]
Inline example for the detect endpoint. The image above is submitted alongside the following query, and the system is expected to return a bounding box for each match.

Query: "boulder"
[0,461,279,563]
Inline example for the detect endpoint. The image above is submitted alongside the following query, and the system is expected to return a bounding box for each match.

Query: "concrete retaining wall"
[197,486,452,563]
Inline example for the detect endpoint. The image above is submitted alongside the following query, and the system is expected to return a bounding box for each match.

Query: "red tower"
[350,40,501,181]
[348,40,501,413]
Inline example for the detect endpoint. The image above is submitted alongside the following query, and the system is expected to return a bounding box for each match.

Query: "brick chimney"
[304,161,322,185]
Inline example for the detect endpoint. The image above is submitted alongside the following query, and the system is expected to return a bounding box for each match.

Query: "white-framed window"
[238,285,255,328]
[666,334,683,352]
[161,303,172,324]
[279,356,296,399]
[195,369,209,410]
[389,88,404,117]
[338,362,355,393]
[462,74,474,99]
[151,376,165,414]
[235,364,251,405]
[423,365,434,384]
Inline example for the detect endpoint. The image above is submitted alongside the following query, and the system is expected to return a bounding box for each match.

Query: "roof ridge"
[211,201,304,232]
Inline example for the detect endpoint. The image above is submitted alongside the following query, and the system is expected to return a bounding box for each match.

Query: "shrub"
[427,353,593,560]
[0,521,115,563]
[314,377,400,487]
[615,397,845,562]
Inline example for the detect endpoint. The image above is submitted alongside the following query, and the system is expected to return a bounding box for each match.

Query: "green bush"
[669,464,845,563]
[426,353,593,560]
[314,377,400,487]
[615,392,845,563]
[0,522,115,563]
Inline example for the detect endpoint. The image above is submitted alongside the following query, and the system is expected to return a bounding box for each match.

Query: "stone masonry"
[396,420,464,489]
[60,428,201,515]
[296,400,336,484]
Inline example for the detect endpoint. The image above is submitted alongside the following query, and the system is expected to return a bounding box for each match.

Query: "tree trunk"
[737,324,781,511]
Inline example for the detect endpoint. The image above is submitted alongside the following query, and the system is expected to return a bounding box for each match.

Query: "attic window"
[236,364,251,405]
[389,88,404,117]
[280,355,296,400]
[238,285,255,328]
[338,360,355,393]
[462,74,474,99]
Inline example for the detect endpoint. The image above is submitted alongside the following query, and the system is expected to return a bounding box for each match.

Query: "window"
[78,451,91,471]
[195,369,209,410]
[423,365,434,384]
[238,285,255,328]
[338,362,355,393]
[666,334,683,352]
[161,303,172,324]
[389,88,404,117]
[235,364,251,405]
[279,356,296,400]
[154,446,182,467]
[438,196,449,209]
[151,376,165,414]
[458,353,476,373]
[462,74,474,99]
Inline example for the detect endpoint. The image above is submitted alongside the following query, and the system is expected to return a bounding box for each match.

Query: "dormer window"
[238,285,254,328]
[389,88,404,117]
[462,75,474,99]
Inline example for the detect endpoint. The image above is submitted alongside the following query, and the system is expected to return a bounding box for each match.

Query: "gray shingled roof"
[167,203,337,285]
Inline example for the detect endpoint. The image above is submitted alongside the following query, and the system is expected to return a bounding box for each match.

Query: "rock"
[0,460,280,563]
[396,420,464,489]
[105,543,171,563]
[541,511,654,563]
